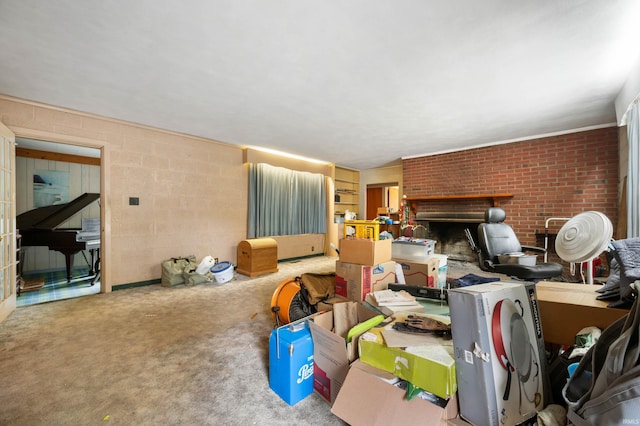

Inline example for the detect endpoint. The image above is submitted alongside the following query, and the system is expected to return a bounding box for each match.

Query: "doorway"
[15,137,102,306]
[366,183,399,219]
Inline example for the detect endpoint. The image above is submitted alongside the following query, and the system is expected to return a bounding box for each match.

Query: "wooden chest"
[237,238,279,277]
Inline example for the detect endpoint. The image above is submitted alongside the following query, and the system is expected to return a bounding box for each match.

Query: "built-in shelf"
[334,166,360,219]
[335,179,359,184]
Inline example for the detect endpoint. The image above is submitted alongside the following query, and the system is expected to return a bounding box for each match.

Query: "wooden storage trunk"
[237,238,279,277]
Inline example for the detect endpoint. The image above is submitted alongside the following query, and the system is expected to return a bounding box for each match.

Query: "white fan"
[555,211,613,284]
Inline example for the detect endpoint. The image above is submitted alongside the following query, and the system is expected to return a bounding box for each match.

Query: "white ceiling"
[1,1,639,170]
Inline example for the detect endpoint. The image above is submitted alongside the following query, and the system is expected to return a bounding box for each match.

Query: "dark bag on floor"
[548,346,582,407]
[161,255,197,287]
[562,286,640,425]
[299,272,336,305]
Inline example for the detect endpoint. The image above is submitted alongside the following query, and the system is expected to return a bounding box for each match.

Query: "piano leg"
[64,253,74,283]
[88,249,97,276]
[59,248,99,284]
[90,248,100,286]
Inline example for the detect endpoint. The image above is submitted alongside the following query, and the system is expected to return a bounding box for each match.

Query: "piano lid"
[17,193,100,230]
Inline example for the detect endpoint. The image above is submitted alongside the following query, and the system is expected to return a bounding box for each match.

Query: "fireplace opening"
[415,212,484,262]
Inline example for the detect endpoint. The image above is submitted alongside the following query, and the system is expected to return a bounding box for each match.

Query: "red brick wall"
[402,127,620,249]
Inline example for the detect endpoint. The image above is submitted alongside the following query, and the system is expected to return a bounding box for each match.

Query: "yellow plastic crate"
[344,220,380,240]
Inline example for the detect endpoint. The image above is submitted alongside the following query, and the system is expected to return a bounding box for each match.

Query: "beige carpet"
[0,255,497,425]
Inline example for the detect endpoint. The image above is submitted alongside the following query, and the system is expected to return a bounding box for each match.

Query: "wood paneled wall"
[16,153,100,273]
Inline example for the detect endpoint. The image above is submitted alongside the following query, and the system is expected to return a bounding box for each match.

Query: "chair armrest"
[521,245,547,254]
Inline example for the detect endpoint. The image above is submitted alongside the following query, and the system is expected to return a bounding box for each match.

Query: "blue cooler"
[269,319,314,405]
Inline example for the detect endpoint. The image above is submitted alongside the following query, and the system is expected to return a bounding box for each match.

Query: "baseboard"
[279,253,326,262]
[113,278,161,291]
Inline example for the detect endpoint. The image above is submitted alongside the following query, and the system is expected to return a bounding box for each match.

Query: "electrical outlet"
[129,197,139,206]
[311,246,315,252]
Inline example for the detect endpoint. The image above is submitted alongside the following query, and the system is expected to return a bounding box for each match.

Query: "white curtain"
[627,101,640,238]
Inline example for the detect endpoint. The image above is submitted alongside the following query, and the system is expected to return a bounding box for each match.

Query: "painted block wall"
[402,127,620,253]
[0,96,247,288]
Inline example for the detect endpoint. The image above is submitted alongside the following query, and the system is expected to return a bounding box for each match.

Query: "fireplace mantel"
[405,193,513,214]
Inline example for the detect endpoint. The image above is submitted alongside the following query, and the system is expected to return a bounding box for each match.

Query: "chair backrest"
[477,208,523,262]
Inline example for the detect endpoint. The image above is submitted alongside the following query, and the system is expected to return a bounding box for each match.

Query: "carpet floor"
[0,255,500,425]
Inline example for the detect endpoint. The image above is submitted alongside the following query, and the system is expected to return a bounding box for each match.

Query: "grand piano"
[17,192,101,284]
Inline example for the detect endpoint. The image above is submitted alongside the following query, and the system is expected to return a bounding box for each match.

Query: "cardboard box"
[358,320,457,399]
[339,238,392,266]
[395,258,440,288]
[535,281,629,346]
[448,281,548,426]
[335,260,396,302]
[331,360,459,425]
[308,302,381,404]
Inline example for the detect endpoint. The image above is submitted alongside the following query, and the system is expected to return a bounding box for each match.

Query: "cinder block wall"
[403,127,620,252]
[0,96,247,289]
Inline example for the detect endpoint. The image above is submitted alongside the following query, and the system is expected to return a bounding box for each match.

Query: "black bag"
[547,346,582,406]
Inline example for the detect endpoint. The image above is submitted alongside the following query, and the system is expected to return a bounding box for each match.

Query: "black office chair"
[474,207,563,280]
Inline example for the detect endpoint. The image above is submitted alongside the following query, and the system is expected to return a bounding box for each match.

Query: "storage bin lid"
[210,261,233,273]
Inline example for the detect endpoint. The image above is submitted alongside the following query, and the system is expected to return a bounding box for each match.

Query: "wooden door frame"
[0,121,16,322]
[9,127,110,294]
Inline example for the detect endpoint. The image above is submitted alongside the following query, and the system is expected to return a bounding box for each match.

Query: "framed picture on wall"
[33,170,70,207]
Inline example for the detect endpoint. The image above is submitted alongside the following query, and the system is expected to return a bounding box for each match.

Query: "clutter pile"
[160,255,233,287]
[268,227,640,424]
[268,228,464,424]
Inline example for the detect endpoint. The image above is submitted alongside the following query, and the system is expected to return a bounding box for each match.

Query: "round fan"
[270,277,313,326]
[555,211,613,283]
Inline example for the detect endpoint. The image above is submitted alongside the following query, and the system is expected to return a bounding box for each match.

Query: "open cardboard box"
[535,281,629,346]
[308,301,383,404]
[358,314,457,399]
[339,238,392,266]
[331,360,459,425]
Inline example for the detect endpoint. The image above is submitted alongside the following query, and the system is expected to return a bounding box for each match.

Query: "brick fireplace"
[402,127,620,253]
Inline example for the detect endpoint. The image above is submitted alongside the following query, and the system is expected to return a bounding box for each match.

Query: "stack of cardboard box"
[335,238,397,301]
[308,237,462,424]
[306,237,398,406]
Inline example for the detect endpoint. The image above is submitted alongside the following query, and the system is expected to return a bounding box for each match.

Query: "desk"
[536,281,629,346]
